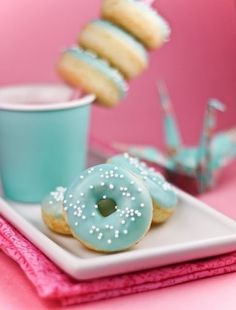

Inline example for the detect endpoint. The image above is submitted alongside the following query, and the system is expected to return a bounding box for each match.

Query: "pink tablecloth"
[1,215,236,306]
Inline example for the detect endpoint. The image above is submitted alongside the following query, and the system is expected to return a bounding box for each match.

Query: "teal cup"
[0,84,95,203]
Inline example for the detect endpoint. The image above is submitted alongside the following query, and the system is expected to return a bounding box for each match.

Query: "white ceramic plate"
[1,188,236,280]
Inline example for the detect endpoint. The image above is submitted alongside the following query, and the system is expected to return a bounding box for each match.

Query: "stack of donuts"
[58,0,171,107]
[42,153,178,253]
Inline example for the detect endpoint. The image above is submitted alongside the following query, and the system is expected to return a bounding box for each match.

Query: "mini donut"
[41,187,71,235]
[109,153,178,224]
[63,164,153,253]
[79,19,148,80]
[101,0,171,49]
[57,46,128,108]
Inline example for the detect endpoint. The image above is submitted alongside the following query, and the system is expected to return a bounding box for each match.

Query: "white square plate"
[1,188,236,280]
[1,150,236,280]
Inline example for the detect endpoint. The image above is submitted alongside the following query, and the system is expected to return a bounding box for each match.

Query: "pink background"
[0,1,236,308]
[0,0,235,149]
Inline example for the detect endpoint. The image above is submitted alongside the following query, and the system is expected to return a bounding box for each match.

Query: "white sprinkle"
[92,212,96,217]
[64,207,68,211]
[99,168,103,171]
[131,197,136,201]
[102,195,107,199]
[120,174,124,179]
[131,217,135,221]
[82,215,86,220]
[96,228,100,232]
[115,174,119,178]
[121,220,126,225]
[109,184,114,190]
[105,224,109,229]
[63,200,67,204]
[89,230,94,234]
[120,187,124,191]
[76,200,80,204]
[110,225,114,230]
[100,174,104,178]
[114,167,119,170]
[138,188,142,192]
[92,225,96,229]
[81,204,85,209]
[49,201,53,205]
[90,185,94,189]
[130,181,135,185]
[69,203,73,207]
[123,230,128,235]
[80,193,84,197]
[140,203,145,208]
[126,193,131,197]
[80,175,84,179]
[101,182,105,186]
[94,204,98,209]
[88,170,92,174]
[107,239,112,244]
[75,222,78,226]
[105,176,110,179]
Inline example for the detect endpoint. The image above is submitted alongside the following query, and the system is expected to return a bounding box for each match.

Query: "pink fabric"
[1,216,236,306]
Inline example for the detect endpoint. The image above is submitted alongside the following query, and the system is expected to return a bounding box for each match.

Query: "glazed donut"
[109,153,178,224]
[57,46,128,108]
[79,19,148,80]
[41,187,71,235]
[101,0,171,49]
[63,164,153,252]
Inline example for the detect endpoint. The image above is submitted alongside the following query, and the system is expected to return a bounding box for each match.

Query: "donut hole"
[97,198,117,217]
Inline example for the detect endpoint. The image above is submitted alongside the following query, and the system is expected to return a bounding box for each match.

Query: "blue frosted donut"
[58,46,128,108]
[41,187,71,235]
[109,153,178,223]
[63,164,152,252]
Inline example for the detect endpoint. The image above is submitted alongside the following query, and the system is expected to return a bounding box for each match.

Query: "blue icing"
[42,187,67,219]
[109,154,177,209]
[131,0,171,38]
[64,164,152,252]
[67,47,128,99]
[93,19,147,59]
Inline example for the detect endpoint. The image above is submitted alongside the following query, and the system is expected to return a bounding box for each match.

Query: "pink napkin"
[1,216,236,306]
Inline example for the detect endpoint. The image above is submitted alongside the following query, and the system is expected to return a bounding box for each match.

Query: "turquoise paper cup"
[0,84,95,203]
